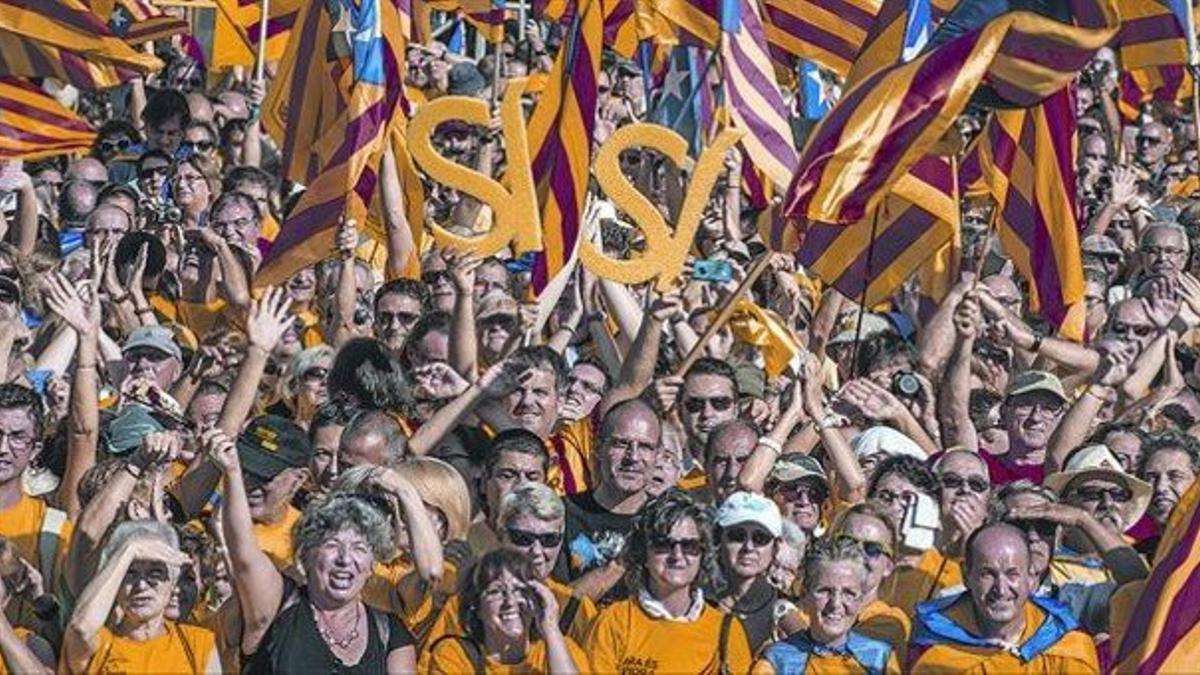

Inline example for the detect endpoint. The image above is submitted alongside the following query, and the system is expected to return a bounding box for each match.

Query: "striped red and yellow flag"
[211,0,303,70]
[1115,0,1198,119]
[257,0,407,286]
[0,0,162,89]
[420,0,506,43]
[721,0,796,191]
[1114,477,1200,672]
[0,78,95,161]
[795,156,957,306]
[653,0,731,46]
[960,88,1085,340]
[783,0,1119,228]
[761,0,879,78]
[99,0,189,45]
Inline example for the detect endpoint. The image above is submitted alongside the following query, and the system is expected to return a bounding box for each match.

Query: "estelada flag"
[0,77,95,161]
[0,0,161,89]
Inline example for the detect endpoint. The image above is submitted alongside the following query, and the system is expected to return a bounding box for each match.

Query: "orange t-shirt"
[84,622,216,674]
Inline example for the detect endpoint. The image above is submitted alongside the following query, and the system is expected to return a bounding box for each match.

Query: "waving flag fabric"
[211,0,303,70]
[98,0,188,45]
[257,0,406,286]
[0,78,95,161]
[1114,478,1200,672]
[761,0,879,77]
[783,0,1120,227]
[720,0,796,190]
[961,88,1085,340]
[0,0,162,89]
[1116,0,1198,119]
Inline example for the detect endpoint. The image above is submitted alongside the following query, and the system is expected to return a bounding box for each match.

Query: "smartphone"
[901,492,941,552]
[693,259,733,283]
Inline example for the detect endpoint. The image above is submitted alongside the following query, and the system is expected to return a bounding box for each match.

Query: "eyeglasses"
[1140,246,1187,258]
[835,535,893,560]
[481,583,528,603]
[682,396,734,414]
[650,536,704,557]
[1010,400,1064,417]
[181,140,215,153]
[139,166,170,180]
[422,270,451,285]
[723,527,774,548]
[377,310,420,327]
[568,376,605,398]
[302,367,328,382]
[0,430,35,452]
[99,137,133,154]
[940,473,990,494]
[505,528,563,549]
[1011,517,1058,539]
[871,489,916,507]
[775,483,828,505]
[480,315,517,332]
[1137,135,1164,146]
[1068,485,1132,504]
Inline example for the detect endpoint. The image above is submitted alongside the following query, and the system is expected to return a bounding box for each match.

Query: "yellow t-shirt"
[585,598,753,675]
[881,548,962,617]
[419,577,597,667]
[252,506,301,572]
[425,635,587,674]
[0,492,71,590]
[84,622,216,674]
[856,599,911,664]
[910,597,1100,674]
[363,558,460,641]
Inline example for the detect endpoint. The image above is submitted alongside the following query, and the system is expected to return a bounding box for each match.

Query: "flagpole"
[673,255,773,377]
[1186,0,1200,164]
[849,210,881,377]
[255,0,270,83]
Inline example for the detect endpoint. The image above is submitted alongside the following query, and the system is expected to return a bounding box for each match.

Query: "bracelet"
[1086,384,1117,403]
[124,462,144,480]
[109,292,130,304]
[757,437,783,455]
[1029,333,1044,354]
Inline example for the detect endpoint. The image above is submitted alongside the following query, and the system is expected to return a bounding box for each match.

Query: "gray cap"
[1005,370,1067,402]
[447,62,486,96]
[1081,235,1122,256]
[768,454,828,486]
[122,326,182,361]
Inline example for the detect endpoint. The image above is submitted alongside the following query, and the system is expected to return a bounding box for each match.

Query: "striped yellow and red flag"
[761,0,880,78]
[100,0,189,45]
[211,0,303,70]
[783,0,1120,228]
[256,0,407,286]
[1114,477,1200,672]
[0,0,162,89]
[960,89,1085,341]
[1116,0,1198,119]
[528,0,637,292]
[0,78,95,161]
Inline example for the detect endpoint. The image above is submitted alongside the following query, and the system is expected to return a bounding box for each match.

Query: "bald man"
[910,523,1100,674]
[702,420,759,504]
[83,204,131,249]
[66,157,108,185]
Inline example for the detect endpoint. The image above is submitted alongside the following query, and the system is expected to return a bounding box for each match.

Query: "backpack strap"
[718,612,734,675]
[558,595,581,635]
[174,623,198,673]
[428,634,486,675]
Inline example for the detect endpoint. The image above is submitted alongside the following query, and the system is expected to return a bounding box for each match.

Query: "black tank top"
[242,582,414,674]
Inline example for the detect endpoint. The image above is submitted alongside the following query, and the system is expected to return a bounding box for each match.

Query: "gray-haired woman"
[206,428,418,673]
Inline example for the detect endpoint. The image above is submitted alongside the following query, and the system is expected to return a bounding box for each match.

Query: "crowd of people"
[1,4,1200,674]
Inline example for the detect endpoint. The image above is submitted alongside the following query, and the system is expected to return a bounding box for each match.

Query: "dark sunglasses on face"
[480,314,517,332]
[139,165,169,180]
[835,535,892,559]
[505,528,563,548]
[1011,517,1058,540]
[940,473,990,494]
[1069,485,1132,503]
[302,367,328,382]
[1110,321,1155,338]
[181,140,215,153]
[723,527,775,547]
[99,137,133,153]
[377,310,420,326]
[683,396,734,414]
[422,270,451,285]
[650,536,704,557]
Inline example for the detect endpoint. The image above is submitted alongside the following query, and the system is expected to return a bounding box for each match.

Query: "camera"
[891,371,921,400]
[142,199,182,227]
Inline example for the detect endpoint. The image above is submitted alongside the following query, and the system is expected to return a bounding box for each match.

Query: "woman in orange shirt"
[61,520,219,674]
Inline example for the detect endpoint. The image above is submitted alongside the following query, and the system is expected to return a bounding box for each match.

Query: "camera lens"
[892,372,921,398]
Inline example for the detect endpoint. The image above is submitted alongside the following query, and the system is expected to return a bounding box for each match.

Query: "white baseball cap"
[716,491,783,538]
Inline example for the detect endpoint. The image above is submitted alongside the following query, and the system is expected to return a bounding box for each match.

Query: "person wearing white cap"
[851,426,928,478]
[1043,444,1152,588]
[712,492,784,654]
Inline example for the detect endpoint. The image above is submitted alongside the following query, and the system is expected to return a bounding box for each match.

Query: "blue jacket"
[760,630,894,675]
[912,592,1080,663]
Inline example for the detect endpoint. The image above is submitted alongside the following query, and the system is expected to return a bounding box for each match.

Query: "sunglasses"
[505,528,562,548]
[139,166,169,179]
[182,140,215,153]
[723,527,774,547]
[1069,485,1132,504]
[940,473,990,494]
[377,310,420,327]
[650,536,704,557]
[302,367,328,382]
[422,270,451,285]
[682,396,734,414]
[1109,322,1155,338]
[1011,517,1058,539]
[480,314,517,332]
[99,137,133,153]
[835,535,892,559]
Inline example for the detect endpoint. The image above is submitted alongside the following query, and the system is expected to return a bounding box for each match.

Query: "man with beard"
[910,523,1100,674]
[1044,445,1152,589]
[1138,433,1200,553]
[560,398,659,605]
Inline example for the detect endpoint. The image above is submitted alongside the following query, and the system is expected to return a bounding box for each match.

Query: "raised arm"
[380,142,416,281]
[406,361,502,456]
[598,292,679,416]
[206,427,284,656]
[446,251,481,377]
[938,294,980,452]
[738,377,808,494]
[331,220,361,348]
[803,361,866,502]
[11,171,38,257]
[1046,345,1133,474]
[532,581,579,675]
[917,278,972,378]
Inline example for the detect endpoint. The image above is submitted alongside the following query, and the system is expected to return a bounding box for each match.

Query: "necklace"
[312,602,362,650]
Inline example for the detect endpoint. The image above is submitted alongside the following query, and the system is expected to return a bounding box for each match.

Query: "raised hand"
[335,218,358,260]
[125,535,192,569]
[953,294,981,341]
[1092,341,1136,388]
[43,273,98,336]
[1177,273,1200,328]
[246,286,295,352]
[132,431,181,471]
[443,248,482,295]
[838,378,907,423]
[412,362,471,400]
[202,428,240,476]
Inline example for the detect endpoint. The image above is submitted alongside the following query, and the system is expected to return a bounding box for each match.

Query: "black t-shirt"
[243,582,415,675]
[557,491,640,605]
